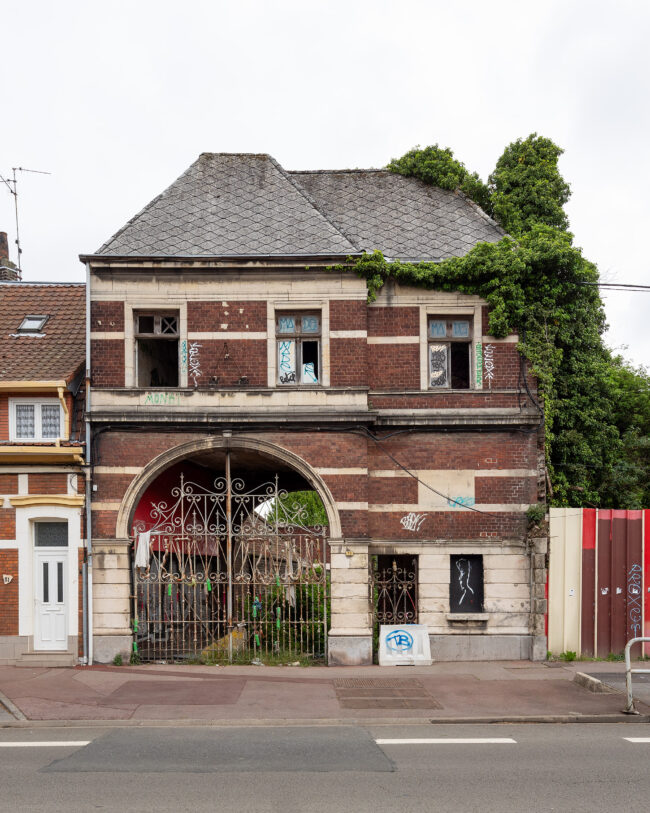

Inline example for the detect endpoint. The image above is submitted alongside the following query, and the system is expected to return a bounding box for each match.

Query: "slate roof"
[90,153,504,262]
[0,283,85,382]
[95,153,358,258]
[291,169,504,262]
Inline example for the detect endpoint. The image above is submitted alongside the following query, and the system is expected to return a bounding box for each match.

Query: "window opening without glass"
[428,317,471,389]
[276,313,320,385]
[135,312,179,387]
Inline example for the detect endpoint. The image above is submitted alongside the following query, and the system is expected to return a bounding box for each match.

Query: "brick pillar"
[327,540,372,665]
[92,538,132,663]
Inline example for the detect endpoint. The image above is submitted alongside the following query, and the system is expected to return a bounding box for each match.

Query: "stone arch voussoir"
[114,435,342,540]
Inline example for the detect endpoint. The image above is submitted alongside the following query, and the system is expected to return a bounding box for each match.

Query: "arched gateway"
[120,437,339,664]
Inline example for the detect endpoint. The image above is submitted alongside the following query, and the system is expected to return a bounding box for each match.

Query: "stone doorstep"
[15,651,77,668]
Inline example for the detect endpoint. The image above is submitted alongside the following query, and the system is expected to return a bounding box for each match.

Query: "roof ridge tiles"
[277,159,360,251]
[290,168,386,175]
[0,280,84,287]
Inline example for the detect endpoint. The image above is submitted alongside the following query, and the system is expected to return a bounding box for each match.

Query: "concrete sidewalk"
[0,661,648,726]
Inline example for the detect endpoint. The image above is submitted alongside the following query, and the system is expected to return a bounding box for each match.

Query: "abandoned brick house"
[0,253,86,666]
[82,153,547,666]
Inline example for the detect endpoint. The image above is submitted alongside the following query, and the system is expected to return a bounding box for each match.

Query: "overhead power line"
[577,282,650,291]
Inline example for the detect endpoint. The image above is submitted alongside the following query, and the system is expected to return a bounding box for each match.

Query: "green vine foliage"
[388,144,492,215]
[332,134,649,509]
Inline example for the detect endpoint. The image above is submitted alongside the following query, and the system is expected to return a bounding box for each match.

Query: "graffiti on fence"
[627,563,643,638]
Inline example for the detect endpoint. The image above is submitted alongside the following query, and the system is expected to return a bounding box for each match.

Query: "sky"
[1,0,648,369]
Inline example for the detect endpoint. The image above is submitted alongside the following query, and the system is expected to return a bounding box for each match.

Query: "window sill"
[445,613,488,626]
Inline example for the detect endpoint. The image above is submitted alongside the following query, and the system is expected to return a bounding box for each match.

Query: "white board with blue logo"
[378,624,432,666]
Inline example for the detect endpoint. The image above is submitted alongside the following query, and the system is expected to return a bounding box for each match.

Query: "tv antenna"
[0,166,51,275]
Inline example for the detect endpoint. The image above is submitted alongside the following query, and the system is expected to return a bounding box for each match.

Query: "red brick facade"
[0,474,18,494]
[189,338,267,387]
[368,306,419,336]
[28,473,69,494]
[330,338,367,387]
[368,344,421,390]
[91,339,125,387]
[0,550,18,635]
[0,508,16,540]
[330,300,367,331]
[91,301,124,332]
[188,300,266,332]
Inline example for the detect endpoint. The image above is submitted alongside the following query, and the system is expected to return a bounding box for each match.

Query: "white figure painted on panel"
[456,557,474,605]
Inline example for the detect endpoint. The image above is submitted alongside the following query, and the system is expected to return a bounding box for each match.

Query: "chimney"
[0,231,19,281]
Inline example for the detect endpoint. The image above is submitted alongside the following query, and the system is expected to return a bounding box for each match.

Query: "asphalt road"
[0,722,649,812]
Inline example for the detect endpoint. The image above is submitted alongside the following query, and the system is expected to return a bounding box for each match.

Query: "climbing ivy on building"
[333,135,649,509]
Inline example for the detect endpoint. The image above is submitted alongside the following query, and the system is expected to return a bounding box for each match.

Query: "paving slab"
[0,662,648,725]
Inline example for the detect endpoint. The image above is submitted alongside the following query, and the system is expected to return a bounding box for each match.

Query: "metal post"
[623,636,650,714]
[226,451,233,662]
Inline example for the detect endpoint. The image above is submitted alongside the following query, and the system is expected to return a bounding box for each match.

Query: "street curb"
[2,713,649,729]
[573,672,613,694]
[0,689,27,721]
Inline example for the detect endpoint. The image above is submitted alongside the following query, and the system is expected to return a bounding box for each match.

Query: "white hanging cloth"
[135,530,152,569]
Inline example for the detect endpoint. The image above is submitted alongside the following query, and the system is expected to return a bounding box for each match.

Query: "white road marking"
[0,741,90,748]
[624,738,650,743]
[375,738,517,745]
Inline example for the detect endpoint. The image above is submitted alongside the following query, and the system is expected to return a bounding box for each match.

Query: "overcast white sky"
[2,0,648,369]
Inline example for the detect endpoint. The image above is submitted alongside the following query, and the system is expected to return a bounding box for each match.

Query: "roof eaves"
[79,251,364,263]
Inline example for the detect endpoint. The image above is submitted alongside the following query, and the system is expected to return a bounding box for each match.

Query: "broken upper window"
[276,313,320,385]
[428,317,471,389]
[135,312,179,387]
[17,315,48,334]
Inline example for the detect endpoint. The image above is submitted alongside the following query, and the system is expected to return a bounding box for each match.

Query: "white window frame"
[268,302,330,387]
[9,399,64,442]
[419,304,482,391]
[123,302,188,388]
[427,316,473,390]
[133,309,181,389]
[275,311,322,386]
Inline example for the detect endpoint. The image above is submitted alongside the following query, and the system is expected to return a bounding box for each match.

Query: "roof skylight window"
[17,315,48,334]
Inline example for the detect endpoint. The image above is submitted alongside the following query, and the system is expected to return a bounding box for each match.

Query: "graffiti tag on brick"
[400,512,426,532]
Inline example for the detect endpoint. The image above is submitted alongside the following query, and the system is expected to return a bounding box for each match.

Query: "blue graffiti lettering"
[386,629,414,653]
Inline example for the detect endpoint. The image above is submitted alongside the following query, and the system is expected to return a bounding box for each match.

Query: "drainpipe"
[84,261,93,665]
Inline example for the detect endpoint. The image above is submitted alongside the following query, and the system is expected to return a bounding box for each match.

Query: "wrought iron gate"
[131,455,329,663]
[371,554,419,628]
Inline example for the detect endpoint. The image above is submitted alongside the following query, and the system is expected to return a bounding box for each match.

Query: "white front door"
[34,550,68,650]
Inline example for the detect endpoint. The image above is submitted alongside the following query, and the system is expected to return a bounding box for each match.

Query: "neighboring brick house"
[0,265,86,666]
[81,154,547,665]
